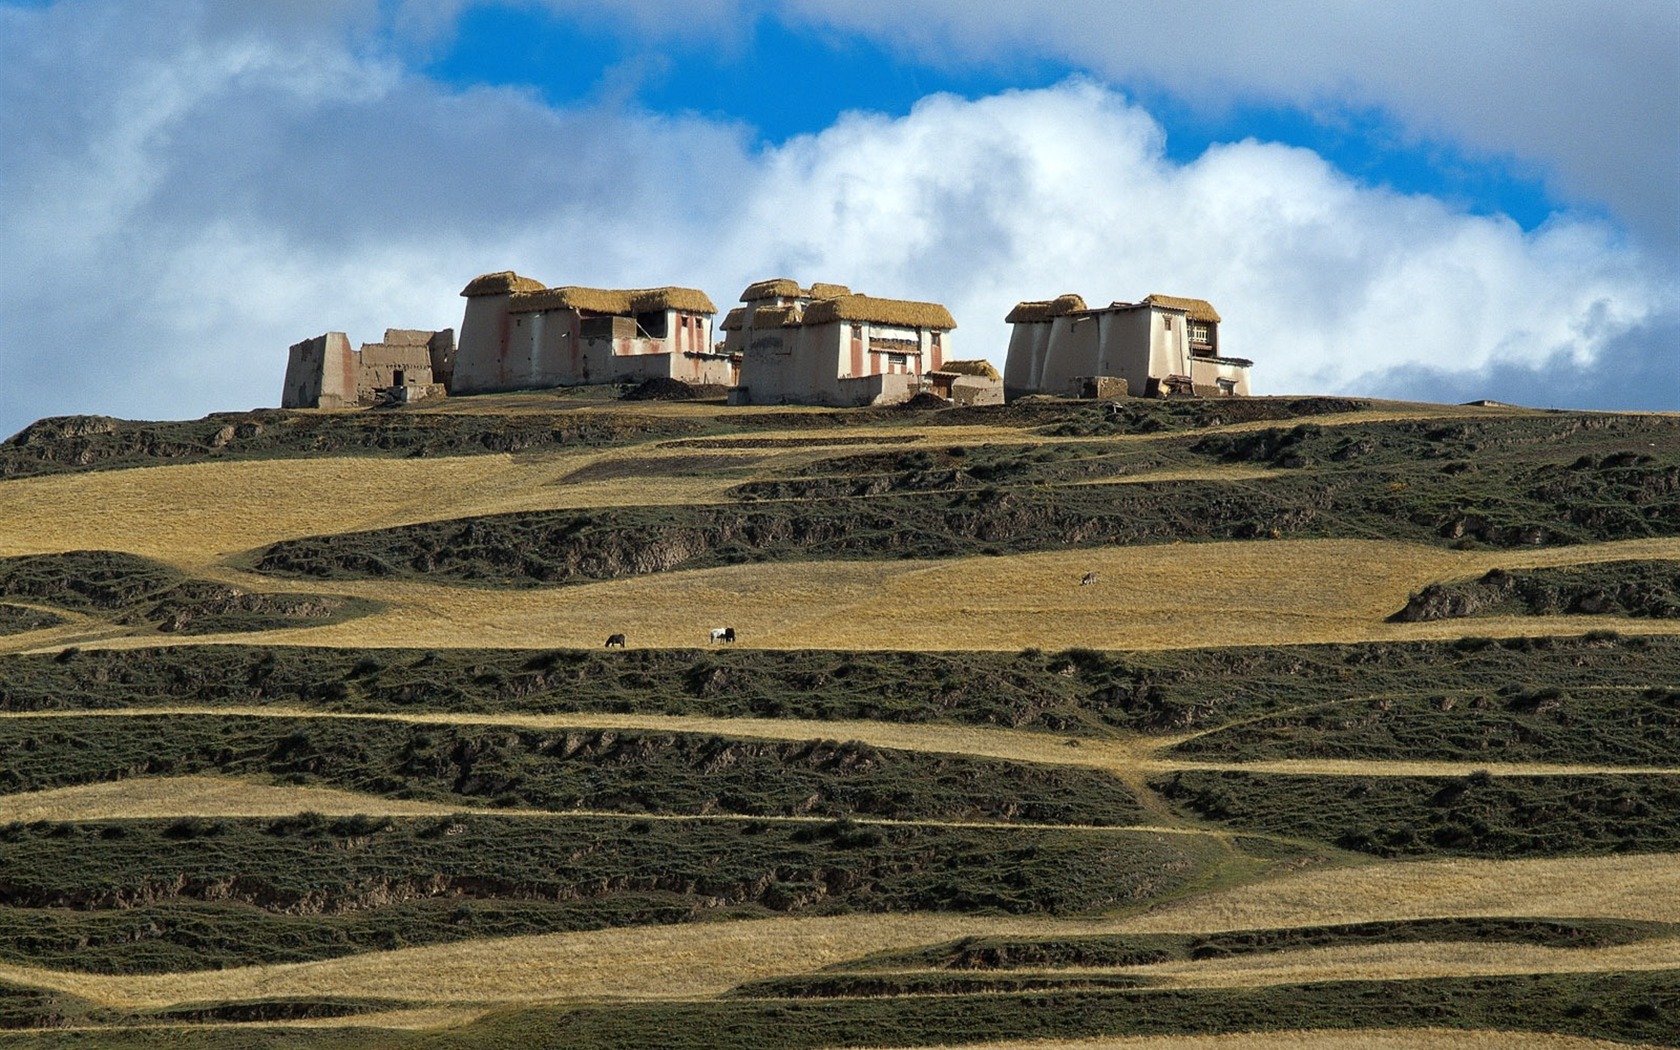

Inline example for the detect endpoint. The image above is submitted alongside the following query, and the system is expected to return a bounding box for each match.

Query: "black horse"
[604,633,626,648]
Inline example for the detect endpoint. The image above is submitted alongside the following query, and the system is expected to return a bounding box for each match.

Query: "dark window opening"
[634,311,669,339]
[392,369,405,386]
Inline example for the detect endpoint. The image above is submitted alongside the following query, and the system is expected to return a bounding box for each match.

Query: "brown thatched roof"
[934,359,1001,380]
[807,282,852,300]
[1143,294,1221,323]
[748,305,800,327]
[801,294,955,330]
[1005,293,1088,324]
[719,307,748,332]
[740,278,802,302]
[461,271,546,297]
[510,285,718,316]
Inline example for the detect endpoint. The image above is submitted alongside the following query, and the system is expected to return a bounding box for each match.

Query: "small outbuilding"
[1003,293,1251,400]
[452,271,729,394]
[925,359,1004,405]
[722,279,957,406]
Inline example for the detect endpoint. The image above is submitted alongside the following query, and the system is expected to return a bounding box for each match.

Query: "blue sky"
[0,0,1675,436]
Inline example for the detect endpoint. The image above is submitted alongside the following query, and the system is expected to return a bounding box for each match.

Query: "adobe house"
[452,271,729,394]
[721,279,957,406]
[282,328,454,409]
[1003,293,1252,400]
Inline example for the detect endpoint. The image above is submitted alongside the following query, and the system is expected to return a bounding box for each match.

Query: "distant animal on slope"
[1079,571,1099,586]
[709,626,736,644]
[604,633,626,648]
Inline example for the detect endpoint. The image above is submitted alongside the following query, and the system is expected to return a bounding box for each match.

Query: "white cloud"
[776,0,1680,252]
[0,1,1672,440]
[710,82,1669,397]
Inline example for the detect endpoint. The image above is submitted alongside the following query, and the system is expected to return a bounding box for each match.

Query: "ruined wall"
[355,331,438,403]
[282,333,356,409]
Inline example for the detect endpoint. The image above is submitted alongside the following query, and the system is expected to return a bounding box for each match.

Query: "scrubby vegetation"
[0,816,1222,972]
[0,713,1149,825]
[250,411,1680,586]
[7,635,1679,746]
[1394,559,1680,621]
[828,917,1676,972]
[0,410,709,479]
[0,551,380,634]
[1172,682,1680,765]
[1154,769,1680,857]
[0,604,60,636]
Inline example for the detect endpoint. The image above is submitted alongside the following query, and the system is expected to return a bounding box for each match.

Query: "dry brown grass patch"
[0,776,461,823]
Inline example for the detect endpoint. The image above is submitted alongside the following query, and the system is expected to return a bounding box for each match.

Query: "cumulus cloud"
[776,0,1680,253]
[0,0,1672,439]
[706,82,1672,400]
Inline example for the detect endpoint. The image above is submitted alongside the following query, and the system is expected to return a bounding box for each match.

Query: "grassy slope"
[0,394,1678,1046]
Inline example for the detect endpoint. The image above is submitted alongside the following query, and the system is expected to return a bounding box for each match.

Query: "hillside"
[0,391,1677,1048]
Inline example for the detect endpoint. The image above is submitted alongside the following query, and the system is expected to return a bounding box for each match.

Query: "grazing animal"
[604,633,626,648]
[709,626,736,644]
[1079,571,1098,586]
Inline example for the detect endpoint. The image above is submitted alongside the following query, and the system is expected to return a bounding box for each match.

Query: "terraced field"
[0,391,1677,1047]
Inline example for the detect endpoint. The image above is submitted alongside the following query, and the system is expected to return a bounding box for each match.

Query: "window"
[1162,316,1173,331]
[634,311,669,338]
[888,353,907,368]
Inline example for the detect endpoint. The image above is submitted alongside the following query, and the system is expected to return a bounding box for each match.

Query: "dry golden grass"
[0,776,462,823]
[28,536,1674,658]
[0,915,1104,1008]
[836,1030,1658,1050]
[1126,853,1680,932]
[1128,936,1680,988]
[7,900,1677,1012]
[0,452,737,571]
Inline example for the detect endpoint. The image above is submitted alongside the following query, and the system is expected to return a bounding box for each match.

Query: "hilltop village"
[282,272,1252,410]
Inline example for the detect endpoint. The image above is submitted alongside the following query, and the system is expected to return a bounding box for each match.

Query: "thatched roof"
[934,359,1001,380]
[740,278,803,302]
[807,282,852,300]
[802,294,956,330]
[461,271,546,297]
[510,285,717,316]
[719,307,748,332]
[748,305,800,327]
[1143,294,1221,323]
[1005,293,1088,324]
